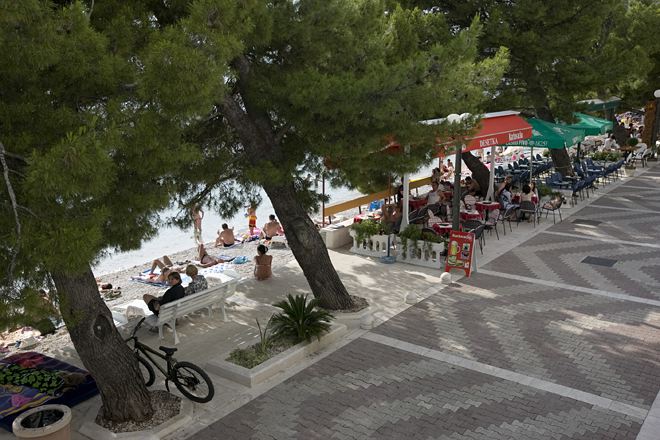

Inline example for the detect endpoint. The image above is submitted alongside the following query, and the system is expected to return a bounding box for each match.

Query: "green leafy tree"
[143,1,508,310]
[410,0,651,182]
[0,0,210,422]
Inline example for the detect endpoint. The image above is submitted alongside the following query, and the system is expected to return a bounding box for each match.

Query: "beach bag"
[232,256,249,264]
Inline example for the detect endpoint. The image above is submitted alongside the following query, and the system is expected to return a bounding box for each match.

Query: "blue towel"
[232,256,249,265]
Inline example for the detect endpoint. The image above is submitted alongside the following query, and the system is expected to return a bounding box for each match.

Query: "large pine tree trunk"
[461,152,489,197]
[263,182,355,310]
[51,267,153,423]
[526,74,574,177]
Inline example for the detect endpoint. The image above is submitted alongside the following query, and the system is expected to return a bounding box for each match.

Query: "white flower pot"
[13,404,72,440]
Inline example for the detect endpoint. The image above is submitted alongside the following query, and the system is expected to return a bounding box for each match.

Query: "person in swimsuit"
[254,244,273,281]
[215,223,236,247]
[247,206,257,235]
[261,214,282,240]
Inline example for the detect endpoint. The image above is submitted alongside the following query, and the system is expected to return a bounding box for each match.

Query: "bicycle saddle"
[159,346,177,355]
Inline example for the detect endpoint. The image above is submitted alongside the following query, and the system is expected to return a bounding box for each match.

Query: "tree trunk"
[51,267,153,423]
[461,152,489,197]
[263,182,355,310]
[525,72,574,177]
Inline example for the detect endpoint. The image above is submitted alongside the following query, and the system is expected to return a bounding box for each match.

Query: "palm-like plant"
[271,294,334,343]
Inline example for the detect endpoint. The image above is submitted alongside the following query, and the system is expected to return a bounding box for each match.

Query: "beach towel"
[232,256,249,265]
[0,352,98,431]
[131,271,192,287]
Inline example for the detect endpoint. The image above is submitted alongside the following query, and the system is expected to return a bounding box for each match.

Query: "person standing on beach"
[246,205,257,236]
[192,205,204,245]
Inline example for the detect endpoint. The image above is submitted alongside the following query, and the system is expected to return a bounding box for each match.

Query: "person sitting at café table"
[425,181,442,205]
[499,183,519,213]
[381,202,402,233]
[520,184,534,203]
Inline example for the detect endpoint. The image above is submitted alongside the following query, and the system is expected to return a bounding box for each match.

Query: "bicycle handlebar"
[130,317,146,339]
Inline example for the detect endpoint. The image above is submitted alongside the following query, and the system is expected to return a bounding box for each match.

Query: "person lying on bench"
[143,272,185,316]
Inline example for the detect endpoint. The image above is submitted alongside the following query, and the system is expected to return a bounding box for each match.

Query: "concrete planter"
[206,324,347,387]
[13,405,72,440]
[78,399,192,440]
[397,238,445,270]
[349,230,395,259]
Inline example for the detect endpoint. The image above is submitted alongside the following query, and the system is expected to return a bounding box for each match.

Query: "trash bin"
[13,404,72,440]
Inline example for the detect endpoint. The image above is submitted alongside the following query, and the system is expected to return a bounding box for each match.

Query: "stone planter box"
[79,399,193,440]
[206,324,347,387]
[397,238,445,270]
[349,230,396,259]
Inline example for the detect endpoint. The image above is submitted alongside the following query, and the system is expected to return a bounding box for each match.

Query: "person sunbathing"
[215,223,236,247]
[261,214,283,240]
[197,243,232,267]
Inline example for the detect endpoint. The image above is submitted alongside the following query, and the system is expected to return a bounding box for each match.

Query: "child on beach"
[254,244,272,281]
[246,206,257,236]
[192,205,204,245]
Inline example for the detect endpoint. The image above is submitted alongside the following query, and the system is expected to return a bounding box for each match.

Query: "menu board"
[445,230,475,277]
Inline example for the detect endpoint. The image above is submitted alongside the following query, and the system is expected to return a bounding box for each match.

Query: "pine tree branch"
[0,141,21,282]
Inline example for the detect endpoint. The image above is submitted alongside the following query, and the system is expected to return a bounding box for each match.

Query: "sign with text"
[445,230,475,277]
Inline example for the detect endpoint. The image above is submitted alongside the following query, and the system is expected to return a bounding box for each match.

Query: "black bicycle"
[125,317,215,403]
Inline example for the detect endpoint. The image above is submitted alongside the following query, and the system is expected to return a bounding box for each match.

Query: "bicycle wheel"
[172,361,214,403]
[137,355,155,387]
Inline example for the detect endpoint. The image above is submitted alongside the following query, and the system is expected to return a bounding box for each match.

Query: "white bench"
[144,278,238,345]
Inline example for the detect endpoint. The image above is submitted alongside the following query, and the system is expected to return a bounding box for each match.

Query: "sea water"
[92,164,443,275]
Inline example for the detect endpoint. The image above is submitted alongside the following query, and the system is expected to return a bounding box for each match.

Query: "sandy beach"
[0,239,297,359]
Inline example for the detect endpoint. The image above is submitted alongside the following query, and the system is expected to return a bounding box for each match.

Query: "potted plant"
[226,294,334,369]
[349,219,381,247]
[12,404,72,440]
[397,224,422,258]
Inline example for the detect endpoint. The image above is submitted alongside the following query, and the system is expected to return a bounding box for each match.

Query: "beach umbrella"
[565,112,612,136]
[504,118,585,183]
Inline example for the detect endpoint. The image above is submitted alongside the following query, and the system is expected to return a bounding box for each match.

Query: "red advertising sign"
[445,230,475,277]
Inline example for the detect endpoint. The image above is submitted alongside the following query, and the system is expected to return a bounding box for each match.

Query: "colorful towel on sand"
[0,352,98,431]
[131,271,191,287]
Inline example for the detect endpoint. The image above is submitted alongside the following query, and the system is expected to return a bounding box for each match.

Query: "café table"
[460,210,482,221]
[353,213,381,223]
[475,200,499,221]
[432,222,452,235]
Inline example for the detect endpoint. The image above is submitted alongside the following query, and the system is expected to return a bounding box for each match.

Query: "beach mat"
[0,352,98,431]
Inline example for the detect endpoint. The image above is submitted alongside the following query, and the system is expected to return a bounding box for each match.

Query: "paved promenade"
[195,164,660,439]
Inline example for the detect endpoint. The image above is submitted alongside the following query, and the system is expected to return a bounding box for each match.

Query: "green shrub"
[350,219,381,244]
[627,137,639,147]
[398,224,422,256]
[271,294,334,343]
[537,184,554,197]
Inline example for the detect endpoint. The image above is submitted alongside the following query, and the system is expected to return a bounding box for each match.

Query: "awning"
[577,96,621,112]
[463,111,533,152]
[565,112,613,136]
[506,118,585,149]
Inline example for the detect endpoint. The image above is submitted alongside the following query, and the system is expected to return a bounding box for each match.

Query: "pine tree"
[141,1,508,309]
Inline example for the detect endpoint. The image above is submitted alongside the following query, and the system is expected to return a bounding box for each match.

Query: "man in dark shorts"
[142,272,185,316]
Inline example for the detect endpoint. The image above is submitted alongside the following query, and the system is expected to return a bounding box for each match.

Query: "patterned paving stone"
[481,232,660,300]
[545,206,660,242]
[373,272,660,409]
[592,193,660,212]
[195,338,642,440]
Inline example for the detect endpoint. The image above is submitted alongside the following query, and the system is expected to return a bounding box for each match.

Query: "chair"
[518,200,538,227]
[462,220,485,254]
[497,206,517,235]
[541,197,563,224]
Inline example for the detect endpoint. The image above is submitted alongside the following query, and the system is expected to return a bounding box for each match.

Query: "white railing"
[349,230,397,259]
[396,239,445,270]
